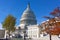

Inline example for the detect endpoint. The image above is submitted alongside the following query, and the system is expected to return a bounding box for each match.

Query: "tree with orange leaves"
[43,7,60,40]
[50,7,60,17]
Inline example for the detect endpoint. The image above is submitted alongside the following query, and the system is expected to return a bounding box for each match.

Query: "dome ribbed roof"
[20,3,37,25]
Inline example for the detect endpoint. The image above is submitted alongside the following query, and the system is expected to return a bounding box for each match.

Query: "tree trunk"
[9,33,10,38]
[8,30,10,39]
[50,34,52,40]
[24,33,26,40]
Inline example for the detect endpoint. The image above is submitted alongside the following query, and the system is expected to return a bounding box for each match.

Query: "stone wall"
[0,30,5,38]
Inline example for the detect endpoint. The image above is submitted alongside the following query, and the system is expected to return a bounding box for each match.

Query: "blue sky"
[0,0,60,27]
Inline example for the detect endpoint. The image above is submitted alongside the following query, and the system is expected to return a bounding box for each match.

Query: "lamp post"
[24,25,27,40]
[24,30,26,40]
[17,27,21,39]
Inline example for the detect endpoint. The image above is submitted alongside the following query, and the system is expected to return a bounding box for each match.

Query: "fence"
[10,38,23,40]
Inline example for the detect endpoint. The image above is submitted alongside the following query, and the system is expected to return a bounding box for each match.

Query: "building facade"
[27,25,41,38]
[18,3,38,38]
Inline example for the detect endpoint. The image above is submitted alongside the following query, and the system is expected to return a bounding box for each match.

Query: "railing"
[10,38,23,40]
[0,39,8,40]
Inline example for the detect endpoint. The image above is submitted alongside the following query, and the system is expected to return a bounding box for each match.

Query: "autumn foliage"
[50,7,60,17]
[43,7,60,35]
[44,22,60,35]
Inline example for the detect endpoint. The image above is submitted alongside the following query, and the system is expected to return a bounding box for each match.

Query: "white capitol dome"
[20,3,37,25]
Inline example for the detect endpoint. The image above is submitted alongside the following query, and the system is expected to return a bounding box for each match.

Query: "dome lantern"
[27,2,30,10]
[20,3,37,26]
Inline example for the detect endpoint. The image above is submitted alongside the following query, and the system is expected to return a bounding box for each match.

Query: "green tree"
[2,14,16,38]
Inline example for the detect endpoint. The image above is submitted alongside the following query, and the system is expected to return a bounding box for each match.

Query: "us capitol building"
[17,3,41,38]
